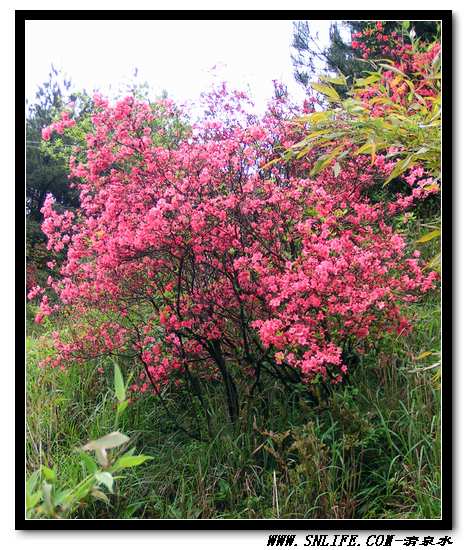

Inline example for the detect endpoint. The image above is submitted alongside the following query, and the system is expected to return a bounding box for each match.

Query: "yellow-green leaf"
[113,361,125,403]
[355,74,381,87]
[310,83,340,102]
[417,229,441,243]
[296,111,332,124]
[321,74,347,86]
[310,146,344,176]
[384,155,415,185]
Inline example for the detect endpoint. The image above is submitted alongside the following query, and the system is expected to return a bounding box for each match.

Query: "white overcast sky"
[25,19,335,113]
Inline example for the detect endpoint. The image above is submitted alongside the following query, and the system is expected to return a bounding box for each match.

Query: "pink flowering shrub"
[31,87,437,423]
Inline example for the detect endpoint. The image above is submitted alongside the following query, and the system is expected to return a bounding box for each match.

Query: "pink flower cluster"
[32,86,437,393]
[351,22,412,60]
[41,110,76,141]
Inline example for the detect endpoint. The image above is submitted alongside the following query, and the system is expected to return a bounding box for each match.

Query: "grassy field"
[26,286,441,520]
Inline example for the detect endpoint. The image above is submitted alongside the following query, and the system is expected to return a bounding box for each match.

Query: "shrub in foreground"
[30,86,437,425]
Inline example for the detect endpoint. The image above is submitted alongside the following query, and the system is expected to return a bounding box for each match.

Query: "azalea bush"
[29,84,437,428]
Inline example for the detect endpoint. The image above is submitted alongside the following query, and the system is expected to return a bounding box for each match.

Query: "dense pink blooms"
[33,86,437,396]
[41,110,76,140]
[351,24,440,108]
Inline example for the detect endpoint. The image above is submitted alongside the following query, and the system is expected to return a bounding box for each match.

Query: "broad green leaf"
[310,146,344,176]
[355,74,381,87]
[41,465,56,483]
[114,454,153,471]
[42,481,54,516]
[80,452,98,474]
[342,99,368,114]
[355,142,381,160]
[26,470,41,495]
[321,74,347,86]
[369,96,394,106]
[113,361,125,403]
[117,400,129,416]
[296,111,332,124]
[310,82,340,102]
[417,229,441,243]
[427,252,441,272]
[384,155,415,185]
[61,478,95,508]
[26,490,41,510]
[53,489,69,507]
[416,351,433,360]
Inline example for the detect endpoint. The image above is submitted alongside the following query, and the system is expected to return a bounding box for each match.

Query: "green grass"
[25,286,441,520]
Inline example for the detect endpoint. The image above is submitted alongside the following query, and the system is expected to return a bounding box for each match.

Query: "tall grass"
[25,284,441,519]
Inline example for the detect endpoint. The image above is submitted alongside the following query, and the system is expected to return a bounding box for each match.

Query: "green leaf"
[355,74,381,87]
[26,490,41,510]
[384,155,415,185]
[321,74,347,86]
[310,146,344,177]
[113,454,153,471]
[417,229,441,243]
[297,111,332,124]
[94,472,114,493]
[61,478,95,509]
[310,82,341,102]
[117,400,129,416]
[355,141,381,163]
[26,470,41,495]
[426,252,441,272]
[80,452,98,474]
[113,361,125,403]
[304,206,319,219]
[53,489,69,507]
[41,465,56,483]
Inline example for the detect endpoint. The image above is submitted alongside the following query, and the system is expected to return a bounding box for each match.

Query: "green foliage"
[26,341,153,519]
[26,441,152,518]
[26,289,440,518]
[287,43,441,270]
[289,55,441,184]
